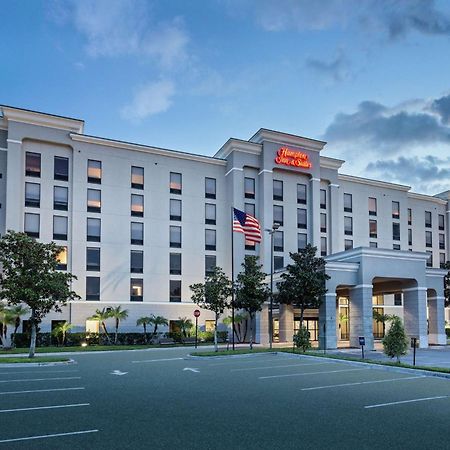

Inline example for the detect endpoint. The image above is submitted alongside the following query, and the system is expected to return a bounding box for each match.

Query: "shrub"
[382,316,408,363]
[293,326,311,352]
[445,328,450,338]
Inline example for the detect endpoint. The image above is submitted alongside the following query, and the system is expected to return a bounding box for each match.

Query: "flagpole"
[231,206,235,351]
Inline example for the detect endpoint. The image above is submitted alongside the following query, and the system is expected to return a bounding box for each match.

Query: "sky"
[1,0,450,194]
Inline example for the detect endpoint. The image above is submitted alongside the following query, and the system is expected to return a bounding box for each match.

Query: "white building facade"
[0,106,448,348]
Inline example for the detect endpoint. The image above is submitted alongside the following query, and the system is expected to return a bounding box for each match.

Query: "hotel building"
[0,105,448,348]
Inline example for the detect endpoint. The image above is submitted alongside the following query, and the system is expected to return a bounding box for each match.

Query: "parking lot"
[0,347,449,449]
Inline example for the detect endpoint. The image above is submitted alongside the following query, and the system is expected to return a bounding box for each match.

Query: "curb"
[187,352,278,360]
[0,358,76,368]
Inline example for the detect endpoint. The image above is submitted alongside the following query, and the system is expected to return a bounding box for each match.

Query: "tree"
[149,315,168,339]
[443,261,450,308]
[293,327,311,353]
[277,245,330,326]
[51,321,74,346]
[109,306,129,344]
[88,308,112,344]
[373,310,394,337]
[136,316,153,343]
[190,267,233,352]
[8,305,30,347]
[382,315,408,363]
[0,231,80,358]
[223,313,248,343]
[0,304,15,349]
[178,317,193,338]
[234,256,269,349]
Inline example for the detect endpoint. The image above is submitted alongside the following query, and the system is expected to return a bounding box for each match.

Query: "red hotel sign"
[275,147,312,169]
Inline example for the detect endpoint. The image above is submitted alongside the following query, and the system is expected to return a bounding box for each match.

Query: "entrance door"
[294,318,319,341]
[373,306,385,339]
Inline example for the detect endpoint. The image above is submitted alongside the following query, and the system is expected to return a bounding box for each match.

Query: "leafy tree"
[109,306,129,344]
[178,317,193,337]
[149,315,168,338]
[88,308,112,344]
[190,267,233,352]
[0,231,79,358]
[293,326,311,352]
[382,315,408,363]
[223,313,248,343]
[277,245,330,326]
[136,316,153,343]
[234,256,269,349]
[8,305,30,346]
[51,321,74,346]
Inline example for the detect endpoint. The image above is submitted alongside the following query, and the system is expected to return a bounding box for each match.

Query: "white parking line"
[0,377,81,384]
[365,396,450,409]
[231,362,333,372]
[0,429,99,444]
[259,368,368,380]
[0,387,85,396]
[132,357,184,364]
[0,370,79,375]
[301,375,426,391]
[0,403,90,413]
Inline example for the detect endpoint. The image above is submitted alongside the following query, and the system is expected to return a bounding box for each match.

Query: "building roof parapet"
[320,156,345,170]
[214,138,262,159]
[326,246,430,263]
[408,191,447,205]
[249,128,326,151]
[339,173,411,192]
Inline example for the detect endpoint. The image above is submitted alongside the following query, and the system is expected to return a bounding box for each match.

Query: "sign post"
[194,310,201,349]
[411,337,418,366]
[359,336,365,360]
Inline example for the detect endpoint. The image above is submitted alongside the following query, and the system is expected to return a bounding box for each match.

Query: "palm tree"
[88,308,112,344]
[51,322,74,346]
[0,307,15,349]
[178,317,193,337]
[136,316,153,343]
[150,315,168,339]
[109,306,129,344]
[7,305,29,346]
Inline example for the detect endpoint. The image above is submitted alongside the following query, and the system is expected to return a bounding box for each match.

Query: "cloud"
[306,52,350,83]
[121,80,175,121]
[430,94,450,125]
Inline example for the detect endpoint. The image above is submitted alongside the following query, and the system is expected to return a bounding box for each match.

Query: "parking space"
[0,348,449,449]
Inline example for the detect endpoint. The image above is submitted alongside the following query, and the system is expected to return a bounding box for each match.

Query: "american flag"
[233,208,262,243]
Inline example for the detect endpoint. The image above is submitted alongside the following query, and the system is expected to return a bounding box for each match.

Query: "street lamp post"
[266,222,280,350]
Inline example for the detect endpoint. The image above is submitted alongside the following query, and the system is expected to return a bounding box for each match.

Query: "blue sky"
[1,0,450,193]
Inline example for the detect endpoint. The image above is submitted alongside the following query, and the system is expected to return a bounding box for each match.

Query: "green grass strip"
[0,356,70,364]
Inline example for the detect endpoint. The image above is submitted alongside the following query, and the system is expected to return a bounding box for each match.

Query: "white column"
[319,292,337,349]
[349,285,374,350]
[428,295,447,345]
[403,287,428,348]
[255,303,270,345]
[279,304,294,343]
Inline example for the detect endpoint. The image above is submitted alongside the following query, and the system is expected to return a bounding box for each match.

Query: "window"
[392,201,400,219]
[205,255,216,276]
[86,277,100,300]
[205,203,216,225]
[425,231,432,248]
[369,241,378,248]
[86,247,100,271]
[170,172,182,194]
[408,208,412,225]
[54,157,69,181]
[170,253,181,275]
[439,233,445,250]
[131,222,144,245]
[344,216,352,236]
[368,197,377,216]
[321,237,327,256]
[205,229,216,251]
[244,177,255,199]
[298,233,307,251]
[25,182,40,208]
[425,211,432,228]
[439,214,445,231]
[245,203,255,217]
[205,178,216,199]
[87,189,101,213]
[87,160,102,184]
[169,199,181,221]
[297,208,307,229]
[131,250,144,274]
[24,213,39,238]
[170,280,181,302]
[440,253,446,269]
[25,152,41,177]
[345,239,353,250]
[87,218,101,242]
[408,229,413,246]
[274,256,284,271]
[53,216,68,240]
[130,194,144,217]
[245,240,256,251]
[297,184,307,204]
[273,180,283,201]
[393,244,401,250]
[131,166,144,189]
[56,247,67,271]
[426,251,433,267]
[392,223,400,241]
[274,231,283,252]
[320,189,326,209]
[170,226,181,248]
[344,193,352,213]
[320,213,327,233]
[273,205,283,227]
[369,219,377,238]
[54,186,68,211]
[130,279,143,302]
[394,293,402,306]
